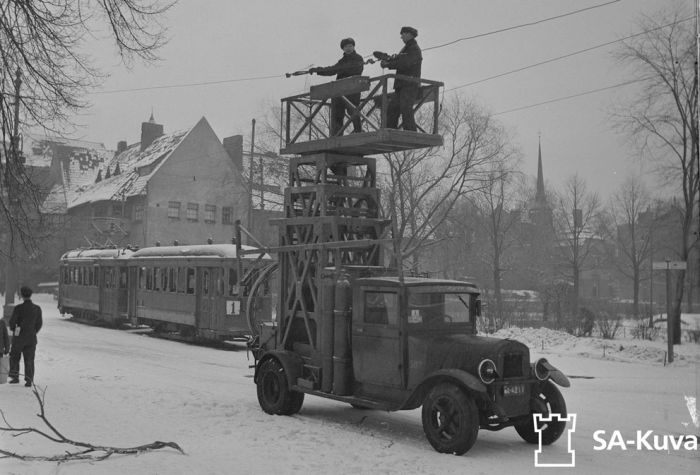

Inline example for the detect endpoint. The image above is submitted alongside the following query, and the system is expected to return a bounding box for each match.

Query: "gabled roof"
[68,127,191,209]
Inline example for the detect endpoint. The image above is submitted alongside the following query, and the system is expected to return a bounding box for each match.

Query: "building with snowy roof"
[51,115,254,250]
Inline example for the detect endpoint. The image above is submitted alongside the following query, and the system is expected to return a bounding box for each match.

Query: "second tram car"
[59,243,274,342]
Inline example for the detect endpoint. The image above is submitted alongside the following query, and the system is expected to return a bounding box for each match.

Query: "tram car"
[59,243,275,342]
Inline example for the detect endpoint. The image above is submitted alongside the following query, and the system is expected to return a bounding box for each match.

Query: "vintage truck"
[251,270,570,455]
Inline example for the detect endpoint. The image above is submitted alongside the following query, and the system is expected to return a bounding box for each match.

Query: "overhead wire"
[423,0,621,52]
[446,16,694,92]
[90,0,622,96]
[493,78,646,116]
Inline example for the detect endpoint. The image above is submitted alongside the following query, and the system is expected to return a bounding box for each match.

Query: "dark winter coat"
[315,51,364,79]
[9,300,43,346]
[383,38,422,89]
[0,319,8,354]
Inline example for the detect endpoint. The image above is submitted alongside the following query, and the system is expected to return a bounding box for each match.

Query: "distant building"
[46,115,253,250]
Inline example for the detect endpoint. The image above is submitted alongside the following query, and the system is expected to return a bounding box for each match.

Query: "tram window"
[119,268,127,289]
[169,268,177,292]
[178,267,186,293]
[203,269,210,296]
[139,267,146,289]
[228,267,238,295]
[87,267,93,286]
[217,268,224,296]
[146,267,153,290]
[186,268,195,294]
[154,267,160,291]
[161,267,168,292]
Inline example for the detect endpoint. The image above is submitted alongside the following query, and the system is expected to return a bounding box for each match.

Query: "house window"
[168,201,181,219]
[205,204,216,224]
[222,206,233,225]
[134,204,144,222]
[187,202,199,221]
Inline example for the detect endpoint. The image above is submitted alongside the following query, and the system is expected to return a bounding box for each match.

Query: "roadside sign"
[652,261,687,270]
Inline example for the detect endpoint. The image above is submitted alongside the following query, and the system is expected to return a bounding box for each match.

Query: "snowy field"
[1,294,698,474]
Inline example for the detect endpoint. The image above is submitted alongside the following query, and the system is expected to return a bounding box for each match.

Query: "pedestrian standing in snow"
[0,316,9,383]
[380,26,422,131]
[309,37,365,135]
[8,286,43,387]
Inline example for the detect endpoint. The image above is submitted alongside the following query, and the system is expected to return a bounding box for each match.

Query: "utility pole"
[247,118,256,239]
[3,68,22,316]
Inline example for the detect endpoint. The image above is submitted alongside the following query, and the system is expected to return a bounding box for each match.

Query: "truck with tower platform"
[245,73,570,455]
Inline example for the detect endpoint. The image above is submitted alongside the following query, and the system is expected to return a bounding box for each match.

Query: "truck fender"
[542,360,570,388]
[400,369,487,410]
[254,350,304,389]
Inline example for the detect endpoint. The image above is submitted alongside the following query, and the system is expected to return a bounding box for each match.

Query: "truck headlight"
[534,358,550,381]
[478,359,497,384]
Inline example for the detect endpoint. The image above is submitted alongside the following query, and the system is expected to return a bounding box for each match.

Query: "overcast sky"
[74,0,683,198]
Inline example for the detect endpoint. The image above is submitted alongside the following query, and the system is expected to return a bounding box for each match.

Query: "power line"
[493,78,646,116]
[94,74,283,95]
[446,17,694,92]
[423,0,621,52]
[94,1,620,96]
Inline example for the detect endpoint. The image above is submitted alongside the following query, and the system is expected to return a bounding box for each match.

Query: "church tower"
[528,136,553,228]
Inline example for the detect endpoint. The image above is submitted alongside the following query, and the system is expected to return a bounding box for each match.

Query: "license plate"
[503,384,525,397]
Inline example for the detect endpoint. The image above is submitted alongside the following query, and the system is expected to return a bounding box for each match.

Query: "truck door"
[352,289,403,388]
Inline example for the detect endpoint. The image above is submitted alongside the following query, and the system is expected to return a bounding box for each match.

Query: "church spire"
[535,135,546,204]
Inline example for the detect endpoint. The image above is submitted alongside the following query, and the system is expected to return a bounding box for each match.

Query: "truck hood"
[414,333,530,375]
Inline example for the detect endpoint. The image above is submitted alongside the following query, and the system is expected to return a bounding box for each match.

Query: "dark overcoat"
[315,51,364,79]
[9,300,43,346]
[383,38,422,89]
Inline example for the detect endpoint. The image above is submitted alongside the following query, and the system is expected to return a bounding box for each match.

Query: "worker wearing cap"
[309,38,364,135]
[380,26,422,131]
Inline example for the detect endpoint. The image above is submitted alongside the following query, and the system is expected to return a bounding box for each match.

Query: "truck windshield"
[407,291,474,326]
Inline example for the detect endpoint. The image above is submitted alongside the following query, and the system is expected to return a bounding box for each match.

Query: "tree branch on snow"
[0,383,184,462]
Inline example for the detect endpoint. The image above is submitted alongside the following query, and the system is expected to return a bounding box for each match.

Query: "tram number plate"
[503,384,525,397]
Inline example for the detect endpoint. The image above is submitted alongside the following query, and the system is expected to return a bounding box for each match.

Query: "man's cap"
[400,26,418,37]
[340,37,355,48]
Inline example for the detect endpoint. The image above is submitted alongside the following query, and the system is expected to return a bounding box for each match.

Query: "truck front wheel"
[514,380,566,445]
[256,358,304,415]
[421,383,479,455]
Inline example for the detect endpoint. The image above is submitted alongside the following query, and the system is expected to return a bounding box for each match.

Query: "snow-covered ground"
[1,294,698,474]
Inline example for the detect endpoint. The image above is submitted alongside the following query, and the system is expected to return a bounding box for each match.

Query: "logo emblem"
[534,413,576,468]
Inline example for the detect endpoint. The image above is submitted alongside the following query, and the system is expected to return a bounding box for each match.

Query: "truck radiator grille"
[502,354,523,378]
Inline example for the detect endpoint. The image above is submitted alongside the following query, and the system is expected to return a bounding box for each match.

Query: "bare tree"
[469,162,522,329]
[603,176,653,318]
[0,0,172,301]
[553,173,601,318]
[381,94,512,272]
[614,5,699,343]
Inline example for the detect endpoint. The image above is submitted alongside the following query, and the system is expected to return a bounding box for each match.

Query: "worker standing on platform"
[381,26,422,131]
[309,38,364,135]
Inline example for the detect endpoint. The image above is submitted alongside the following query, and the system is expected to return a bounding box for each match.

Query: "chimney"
[222,134,243,169]
[117,140,127,154]
[140,113,164,152]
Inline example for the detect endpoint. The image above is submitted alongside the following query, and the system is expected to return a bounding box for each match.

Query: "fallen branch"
[0,383,184,462]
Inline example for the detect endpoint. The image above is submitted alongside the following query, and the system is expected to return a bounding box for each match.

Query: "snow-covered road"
[1,294,698,474]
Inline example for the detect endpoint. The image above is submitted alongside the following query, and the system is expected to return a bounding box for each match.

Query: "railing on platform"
[281,74,443,147]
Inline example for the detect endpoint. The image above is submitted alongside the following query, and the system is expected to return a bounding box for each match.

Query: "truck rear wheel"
[514,380,566,445]
[421,383,479,455]
[256,358,304,415]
